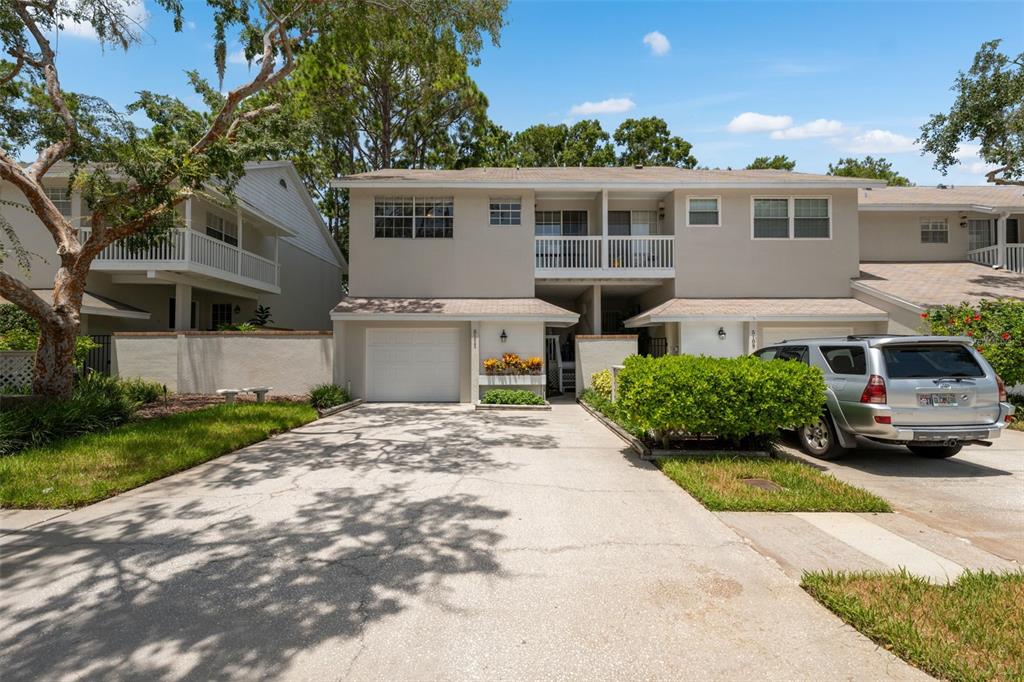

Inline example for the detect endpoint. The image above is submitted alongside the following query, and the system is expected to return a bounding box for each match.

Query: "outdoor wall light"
[717,327,727,341]
[233,304,241,315]
[500,329,508,343]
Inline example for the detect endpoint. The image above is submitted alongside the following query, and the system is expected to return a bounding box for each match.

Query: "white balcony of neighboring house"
[533,189,675,279]
[79,196,292,294]
[962,213,1023,274]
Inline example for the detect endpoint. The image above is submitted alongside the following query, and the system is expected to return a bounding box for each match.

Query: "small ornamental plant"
[483,353,543,375]
[922,300,1024,387]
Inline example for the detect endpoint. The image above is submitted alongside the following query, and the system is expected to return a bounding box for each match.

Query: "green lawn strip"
[0,403,317,509]
[657,455,891,512]
[803,569,1024,682]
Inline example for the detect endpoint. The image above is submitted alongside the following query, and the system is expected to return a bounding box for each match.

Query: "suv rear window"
[881,345,985,379]
[820,346,866,375]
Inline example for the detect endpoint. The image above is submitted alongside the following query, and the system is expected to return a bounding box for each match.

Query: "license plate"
[919,393,958,406]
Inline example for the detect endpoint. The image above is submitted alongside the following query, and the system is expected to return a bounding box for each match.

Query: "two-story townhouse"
[852,185,1024,333]
[330,167,895,403]
[1,161,347,344]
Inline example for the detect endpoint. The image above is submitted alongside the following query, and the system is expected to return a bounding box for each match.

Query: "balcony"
[535,235,674,278]
[968,244,1024,274]
[80,227,280,292]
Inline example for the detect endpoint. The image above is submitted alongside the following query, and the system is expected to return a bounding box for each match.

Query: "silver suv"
[752,335,1016,459]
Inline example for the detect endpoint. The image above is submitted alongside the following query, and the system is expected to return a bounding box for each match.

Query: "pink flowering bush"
[922,300,1024,386]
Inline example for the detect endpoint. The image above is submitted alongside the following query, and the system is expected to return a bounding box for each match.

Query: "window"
[794,198,830,239]
[211,303,233,329]
[205,212,238,246]
[920,218,949,244]
[687,197,719,226]
[968,219,994,251]
[820,346,867,375]
[753,348,779,361]
[608,211,631,236]
[609,210,658,235]
[753,198,790,239]
[534,210,587,236]
[374,197,453,238]
[489,198,521,226]
[45,186,71,218]
[776,346,809,363]
[881,345,984,379]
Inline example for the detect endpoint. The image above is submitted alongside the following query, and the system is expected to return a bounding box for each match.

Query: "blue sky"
[44,0,1023,185]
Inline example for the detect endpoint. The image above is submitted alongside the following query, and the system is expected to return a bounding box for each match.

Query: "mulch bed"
[134,393,308,420]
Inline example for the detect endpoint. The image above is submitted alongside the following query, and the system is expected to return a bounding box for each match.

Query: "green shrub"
[217,322,259,332]
[118,377,166,405]
[616,354,826,442]
[0,327,98,367]
[480,389,546,405]
[0,373,137,456]
[923,299,1024,386]
[591,369,613,398]
[0,304,39,334]
[309,383,350,410]
[580,388,644,437]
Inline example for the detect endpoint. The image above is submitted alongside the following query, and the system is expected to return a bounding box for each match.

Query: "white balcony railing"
[79,227,279,288]
[1007,244,1024,274]
[968,245,999,267]
[535,235,674,272]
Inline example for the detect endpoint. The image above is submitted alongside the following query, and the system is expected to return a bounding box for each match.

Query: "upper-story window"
[205,211,238,246]
[535,210,587,236]
[45,186,71,218]
[374,197,453,239]
[687,197,720,226]
[489,198,521,225]
[920,218,949,244]
[609,210,659,235]
[753,197,831,239]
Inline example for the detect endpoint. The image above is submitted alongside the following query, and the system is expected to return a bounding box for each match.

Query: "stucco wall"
[348,188,536,297]
[852,289,924,335]
[678,321,746,357]
[755,320,886,347]
[860,210,973,262]
[113,332,332,395]
[672,188,861,297]
[574,335,637,396]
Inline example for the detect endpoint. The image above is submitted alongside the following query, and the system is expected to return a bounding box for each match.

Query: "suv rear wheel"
[798,414,849,460]
[906,444,963,459]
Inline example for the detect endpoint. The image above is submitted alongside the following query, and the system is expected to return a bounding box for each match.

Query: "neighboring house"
[1,161,347,336]
[330,167,905,403]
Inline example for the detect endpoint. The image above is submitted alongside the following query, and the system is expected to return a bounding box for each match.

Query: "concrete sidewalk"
[0,402,927,681]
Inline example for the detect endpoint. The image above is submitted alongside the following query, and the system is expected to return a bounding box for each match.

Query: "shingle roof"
[0,290,150,319]
[625,298,886,326]
[859,186,1024,210]
[330,297,578,322]
[333,166,884,189]
[853,262,1024,308]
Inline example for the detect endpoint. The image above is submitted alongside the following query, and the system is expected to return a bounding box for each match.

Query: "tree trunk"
[32,316,78,399]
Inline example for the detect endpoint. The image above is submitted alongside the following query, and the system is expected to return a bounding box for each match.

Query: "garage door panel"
[366,328,460,402]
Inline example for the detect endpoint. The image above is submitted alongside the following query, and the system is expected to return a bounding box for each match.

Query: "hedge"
[480,389,546,405]
[923,299,1024,387]
[615,354,826,442]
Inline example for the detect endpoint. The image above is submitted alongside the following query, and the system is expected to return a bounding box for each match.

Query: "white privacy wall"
[574,335,638,396]
[114,332,333,395]
[678,322,746,357]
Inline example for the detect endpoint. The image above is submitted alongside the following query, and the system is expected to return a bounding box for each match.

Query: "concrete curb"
[577,398,651,458]
[317,398,364,418]
[474,403,551,411]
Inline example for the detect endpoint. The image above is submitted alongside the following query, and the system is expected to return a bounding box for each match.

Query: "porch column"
[274,235,280,286]
[600,188,609,268]
[184,197,192,264]
[997,213,1008,267]
[591,284,602,335]
[470,321,481,403]
[174,282,192,331]
[236,207,244,275]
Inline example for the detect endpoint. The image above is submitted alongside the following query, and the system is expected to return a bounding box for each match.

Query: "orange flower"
[974,313,982,321]
[920,312,928,319]
[1002,332,1011,341]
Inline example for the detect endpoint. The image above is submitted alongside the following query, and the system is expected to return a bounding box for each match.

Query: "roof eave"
[332,179,885,191]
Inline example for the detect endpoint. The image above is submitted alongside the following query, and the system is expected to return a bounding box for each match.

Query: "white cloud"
[185,20,197,30]
[60,0,149,41]
[845,129,918,154]
[228,48,250,65]
[643,31,670,56]
[726,112,793,133]
[569,97,636,116]
[770,118,845,140]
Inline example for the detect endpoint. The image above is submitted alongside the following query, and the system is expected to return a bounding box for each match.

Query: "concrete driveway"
[779,430,1024,563]
[0,403,925,681]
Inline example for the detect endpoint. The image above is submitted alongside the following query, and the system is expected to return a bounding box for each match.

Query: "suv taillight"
[860,374,887,404]
[997,375,1007,402]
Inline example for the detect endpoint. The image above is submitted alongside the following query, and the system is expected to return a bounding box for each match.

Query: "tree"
[0,0,499,397]
[924,300,1024,387]
[560,120,616,167]
[746,155,796,171]
[613,117,697,168]
[918,40,1023,186]
[827,156,912,186]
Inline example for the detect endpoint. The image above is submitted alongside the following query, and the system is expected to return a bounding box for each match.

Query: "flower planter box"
[479,374,546,386]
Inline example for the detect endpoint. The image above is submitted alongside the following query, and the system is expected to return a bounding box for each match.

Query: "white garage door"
[761,326,854,346]
[366,328,461,402]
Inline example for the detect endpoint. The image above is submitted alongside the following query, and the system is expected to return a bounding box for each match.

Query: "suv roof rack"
[845,334,912,340]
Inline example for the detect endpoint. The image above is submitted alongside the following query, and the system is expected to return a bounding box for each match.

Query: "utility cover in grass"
[657,456,891,512]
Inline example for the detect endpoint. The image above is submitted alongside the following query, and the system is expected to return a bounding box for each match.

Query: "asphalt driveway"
[779,430,1024,563]
[0,403,925,681]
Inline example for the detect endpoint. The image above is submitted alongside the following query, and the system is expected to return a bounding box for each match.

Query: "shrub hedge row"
[309,383,351,410]
[480,389,546,405]
[615,354,826,442]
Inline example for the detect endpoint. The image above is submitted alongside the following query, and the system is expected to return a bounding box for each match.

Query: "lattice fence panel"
[0,351,34,394]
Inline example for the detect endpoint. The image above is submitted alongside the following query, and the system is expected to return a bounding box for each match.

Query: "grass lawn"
[657,455,891,512]
[0,402,317,509]
[803,570,1024,682]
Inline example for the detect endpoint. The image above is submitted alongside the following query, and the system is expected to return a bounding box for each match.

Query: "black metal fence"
[85,334,112,375]
[639,337,668,358]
